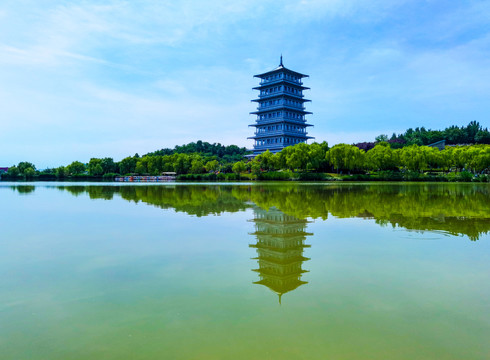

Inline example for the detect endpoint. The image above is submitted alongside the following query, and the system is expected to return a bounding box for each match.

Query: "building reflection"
[249,206,312,303]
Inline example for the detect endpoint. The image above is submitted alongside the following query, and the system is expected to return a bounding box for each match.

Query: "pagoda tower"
[248,56,314,156]
[249,206,312,303]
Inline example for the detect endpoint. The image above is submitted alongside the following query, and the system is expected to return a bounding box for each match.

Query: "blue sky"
[1,0,489,168]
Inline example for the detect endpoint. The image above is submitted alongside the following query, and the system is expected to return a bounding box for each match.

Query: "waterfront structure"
[428,139,446,151]
[248,56,313,156]
[249,206,311,303]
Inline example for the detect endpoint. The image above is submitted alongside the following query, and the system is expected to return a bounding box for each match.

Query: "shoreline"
[1,172,488,184]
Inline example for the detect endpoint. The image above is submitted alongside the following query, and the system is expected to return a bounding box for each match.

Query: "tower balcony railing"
[258,104,306,111]
[253,141,309,150]
[254,118,307,125]
[253,130,309,137]
[252,144,286,151]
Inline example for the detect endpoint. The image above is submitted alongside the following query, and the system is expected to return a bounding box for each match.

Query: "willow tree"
[326,144,365,173]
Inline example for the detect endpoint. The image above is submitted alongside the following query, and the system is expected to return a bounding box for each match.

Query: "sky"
[1,0,489,168]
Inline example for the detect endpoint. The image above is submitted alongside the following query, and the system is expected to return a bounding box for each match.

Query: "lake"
[1,182,489,359]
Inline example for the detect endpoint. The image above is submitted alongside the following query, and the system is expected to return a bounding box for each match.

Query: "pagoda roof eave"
[251,256,311,264]
[249,134,315,140]
[250,244,312,251]
[251,97,311,103]
[249,120,314,127]
[251,145,286,151]
[253,279,308,294]
[250,231,313,236]
[249,124,314,128]
[253,83,310,90]
[253,269,309,276]
[254,65,309,78]
[248,218,311,224]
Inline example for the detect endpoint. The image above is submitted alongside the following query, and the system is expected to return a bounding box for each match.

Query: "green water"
[1,182,489,359]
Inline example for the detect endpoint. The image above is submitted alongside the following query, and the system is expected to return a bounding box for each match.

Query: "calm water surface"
[1,182,489,359]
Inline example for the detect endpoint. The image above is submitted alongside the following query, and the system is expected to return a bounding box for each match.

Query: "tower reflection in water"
[249,206,312,303]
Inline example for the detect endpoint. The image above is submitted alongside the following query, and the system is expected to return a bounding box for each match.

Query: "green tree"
[232,161,246,174]
[100,158,116,174]
[464,121,481,143]
[94,164,104,176]
[24,167,36,178]
[67,161,86,175]
[250,161,262,176]
[161,155,175,172]
[466,146,490,173]
[326,144,364,173]
[147,156,163,175]
[475,130,490,144]
[88,158,103,176]
[326,144,346,172]
[307,141,329,171]
[119,157,137,174]
[55,166,66,178]
[173,154,192,174]
[205,160,220,172]
[17,161,36,175]
[190,159,205,174]
[7,166,20,177]
[135,158,148,174]
[399,145,428,172]
[366,143,396,171]
[255,150,275,171]
[271,151,286,170]
[286,143,309,171]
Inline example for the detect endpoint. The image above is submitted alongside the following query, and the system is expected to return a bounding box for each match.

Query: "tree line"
[248,142,490,175]
[146,140,248,163]
[356,121,490,151]
[3,121,490,181]
[3,141,249,179]
[4,141,489,181]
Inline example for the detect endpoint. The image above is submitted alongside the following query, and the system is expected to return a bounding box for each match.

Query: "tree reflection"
[249,206,311,303]
[10,185,35,194]
[55,183,490,240]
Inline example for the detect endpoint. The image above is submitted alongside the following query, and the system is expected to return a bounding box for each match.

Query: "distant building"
[248,56,314,156]
[0,167,8,174]
[427,140,446,150]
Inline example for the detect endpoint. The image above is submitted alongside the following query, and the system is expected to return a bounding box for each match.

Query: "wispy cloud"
[0,44,109,66]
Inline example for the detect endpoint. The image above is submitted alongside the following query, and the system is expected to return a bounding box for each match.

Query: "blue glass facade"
[248,57,313,156]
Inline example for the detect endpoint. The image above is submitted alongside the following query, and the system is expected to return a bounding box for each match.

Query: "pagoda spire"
[280,54,283,67]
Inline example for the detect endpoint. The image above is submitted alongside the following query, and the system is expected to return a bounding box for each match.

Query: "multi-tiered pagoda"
[248,56,313,156]
[249,206,311,303]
